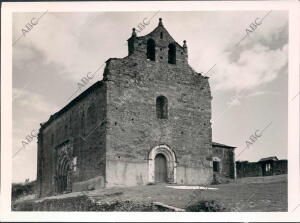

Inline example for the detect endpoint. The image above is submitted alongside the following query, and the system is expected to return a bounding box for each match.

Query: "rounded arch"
[148,145,177,184]
[147,39,156,61]
[212,156,221,162]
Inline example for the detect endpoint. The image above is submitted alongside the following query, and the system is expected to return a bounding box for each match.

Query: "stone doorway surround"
[148,145,177,184]
[55,141,74,193]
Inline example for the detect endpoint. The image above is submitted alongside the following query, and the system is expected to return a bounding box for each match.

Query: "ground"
[13,174,287,211]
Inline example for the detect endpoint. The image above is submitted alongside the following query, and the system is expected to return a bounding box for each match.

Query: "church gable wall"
[104,54,212,186]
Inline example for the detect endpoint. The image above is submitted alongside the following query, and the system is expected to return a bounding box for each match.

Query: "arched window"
[168,43,176,64]
[156,96,168,119]
[147,39,156,61]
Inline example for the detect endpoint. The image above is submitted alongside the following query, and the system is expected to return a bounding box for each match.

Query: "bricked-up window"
[168,43,176,64]
[156,96,168,119]
[147,39,156,61]
[87,104,96,126]
[213,161,220,172]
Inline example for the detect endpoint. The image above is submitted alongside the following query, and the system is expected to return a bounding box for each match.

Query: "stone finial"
[159,18,163,26]
[183,40,187,48]
[132,28,137,37]
[183,40,188,53]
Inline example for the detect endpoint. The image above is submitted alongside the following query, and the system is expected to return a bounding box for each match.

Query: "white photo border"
[1,0,299,222]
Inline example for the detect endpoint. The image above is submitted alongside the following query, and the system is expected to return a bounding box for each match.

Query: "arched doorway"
[148,145,177,184]
[55,150,73,193]
[155,154,167,183]
[57,158,71,193]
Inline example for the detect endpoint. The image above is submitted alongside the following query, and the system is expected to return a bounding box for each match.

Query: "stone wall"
[236,159,287,178]
[37,82,107,197]
[104,23,212,186]
[272,160,288,175]
[212,145,235,178]
[236,161,262,178]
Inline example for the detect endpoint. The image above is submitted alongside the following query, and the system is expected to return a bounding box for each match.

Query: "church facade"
[36,18,235,197]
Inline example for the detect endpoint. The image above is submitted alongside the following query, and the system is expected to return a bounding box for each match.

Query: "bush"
[12,181,36,201]
[185,200,226,212]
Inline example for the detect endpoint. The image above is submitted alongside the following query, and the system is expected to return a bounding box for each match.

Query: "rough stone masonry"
[36,18,235,198]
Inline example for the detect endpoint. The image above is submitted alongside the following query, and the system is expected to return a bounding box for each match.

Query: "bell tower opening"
[168,43,176,64]
[147,39,156,61]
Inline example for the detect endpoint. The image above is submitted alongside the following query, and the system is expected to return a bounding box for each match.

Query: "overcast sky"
[12,11,288,183]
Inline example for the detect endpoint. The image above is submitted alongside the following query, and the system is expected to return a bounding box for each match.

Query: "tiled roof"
[259,156,278,162]
[212,142,236,149]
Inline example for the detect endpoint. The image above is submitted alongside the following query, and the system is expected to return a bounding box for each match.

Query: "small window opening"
[265,163,271,172]
[213,161,220,172]
[160,32,163,39]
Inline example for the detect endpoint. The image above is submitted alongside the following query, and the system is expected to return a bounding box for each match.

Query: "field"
[13,174,287,211]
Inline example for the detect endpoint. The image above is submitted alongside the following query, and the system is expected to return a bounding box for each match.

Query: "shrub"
[12,181,36,201]
[185,200,226,212]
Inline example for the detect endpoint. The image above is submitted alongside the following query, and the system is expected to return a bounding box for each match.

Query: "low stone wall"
[72,176,105,192]
[12,195,173,211]
[273,160,288,175]
[236,159,288,178]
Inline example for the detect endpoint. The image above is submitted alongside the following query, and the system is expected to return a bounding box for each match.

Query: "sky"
[12,11,288,183]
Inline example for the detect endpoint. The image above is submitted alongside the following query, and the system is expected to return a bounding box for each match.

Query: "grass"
[88,174,287,211]
[13,174,287,212]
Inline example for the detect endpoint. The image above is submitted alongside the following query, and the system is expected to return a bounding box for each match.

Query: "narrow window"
[168,43,176,64]
[81,112,85,135]
[156,96,168,119]
[51,134,54,146]
[147,39,156,61]
[160,32,163,39]
[213,161,220,172]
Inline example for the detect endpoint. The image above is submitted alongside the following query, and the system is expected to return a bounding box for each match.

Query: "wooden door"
[155,154,167,183]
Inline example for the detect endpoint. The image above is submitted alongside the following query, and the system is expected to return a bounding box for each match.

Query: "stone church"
[36,18,235,197]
